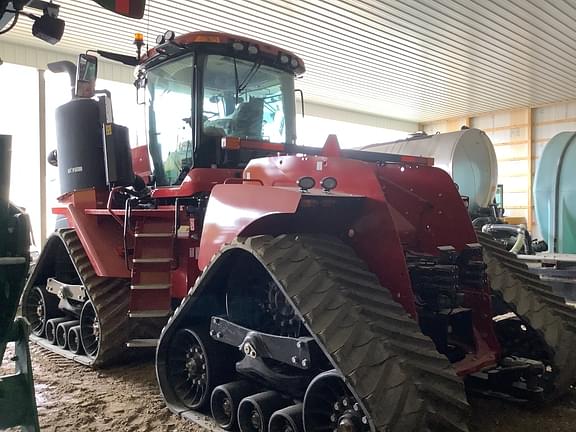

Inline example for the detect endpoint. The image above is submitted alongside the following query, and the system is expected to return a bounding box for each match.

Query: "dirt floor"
[2,343,576,432]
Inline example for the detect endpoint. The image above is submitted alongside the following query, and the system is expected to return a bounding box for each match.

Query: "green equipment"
[0,134,39,432]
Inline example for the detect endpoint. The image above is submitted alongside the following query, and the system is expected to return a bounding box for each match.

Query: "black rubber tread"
[478,231,576,398]
[235,234,470,432]
[24,229,131,367]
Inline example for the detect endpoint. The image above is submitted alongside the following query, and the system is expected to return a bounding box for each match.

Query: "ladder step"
[131,283,171,290]
[126,338,158,348]
[134,232,174,238]
[129,310,171,318]
[132,258,173,264]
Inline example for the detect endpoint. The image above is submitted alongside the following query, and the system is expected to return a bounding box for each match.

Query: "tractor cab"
[137,32,304,187]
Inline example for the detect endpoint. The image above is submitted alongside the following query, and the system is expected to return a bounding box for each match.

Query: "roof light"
[298,176,315,192]
[164,30,175,41]
[155,33,165,45]
[133,32,144,43]
[232,42,244,51]
[280,54,289,64]
[320,177,337,192]
[290,58,299,68]
[247,45,258,55]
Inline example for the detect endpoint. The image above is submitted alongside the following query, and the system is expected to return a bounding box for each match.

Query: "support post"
[527,107,533,231]
[38,69,47,248]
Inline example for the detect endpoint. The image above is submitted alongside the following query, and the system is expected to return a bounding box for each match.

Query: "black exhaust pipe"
[56,320,79,349]
[0,135,11,219]
[68,325,84,354]
[238,391,293,432]
[46,317,70,344]
[269,404,304,432]
[211,381,260,430]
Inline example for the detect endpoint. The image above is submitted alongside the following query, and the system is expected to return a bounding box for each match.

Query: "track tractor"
[23,31,576,432]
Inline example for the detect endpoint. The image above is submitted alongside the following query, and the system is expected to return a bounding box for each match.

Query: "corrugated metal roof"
[3,0,576,122]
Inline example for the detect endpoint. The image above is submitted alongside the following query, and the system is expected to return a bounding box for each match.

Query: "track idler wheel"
[80,300,100,359]
[56,320,79,349]
[303,371,370,432]
[45,317,69,344]
[269,404,304,432]
[238,391,293,432]
[23,285,60,337]
[166,327,233,410]
[211,381,260,430]
[68,325,84,354]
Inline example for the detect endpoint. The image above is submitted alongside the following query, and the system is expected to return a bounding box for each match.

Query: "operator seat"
[228,98,264,139]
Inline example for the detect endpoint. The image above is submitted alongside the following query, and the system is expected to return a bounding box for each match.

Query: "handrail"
[106,187,126,228]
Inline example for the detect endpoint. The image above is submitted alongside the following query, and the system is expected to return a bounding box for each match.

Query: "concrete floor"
[2,344,576,432]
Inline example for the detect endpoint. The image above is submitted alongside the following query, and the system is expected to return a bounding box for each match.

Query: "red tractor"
[23,31,576,432]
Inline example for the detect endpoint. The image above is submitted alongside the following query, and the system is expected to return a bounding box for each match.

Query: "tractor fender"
[197,183,419,317]
[198,184,364,270]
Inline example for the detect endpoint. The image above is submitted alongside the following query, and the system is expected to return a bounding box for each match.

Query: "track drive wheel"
[166,327,231,411]
[80,300,100,359]
[23,285,60,337]
[304,370,369,432]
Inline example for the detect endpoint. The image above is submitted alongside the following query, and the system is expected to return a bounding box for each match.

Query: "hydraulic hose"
[481,224,533,255]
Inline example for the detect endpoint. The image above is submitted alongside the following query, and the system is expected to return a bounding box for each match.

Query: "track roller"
[68,325,84,354]
[238,391,293,432]
[80,300,100,359]
[46,317,69,345]
[268,404,303,432]
[23,285,60,337]
[55,320,79,349]
[303,371,369,432]
[164,327,234,410]
[211,381,260,430]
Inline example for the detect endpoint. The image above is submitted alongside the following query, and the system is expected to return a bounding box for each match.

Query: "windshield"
[146,52,296,185]
[147,55,193,186]
[202,55,294,143]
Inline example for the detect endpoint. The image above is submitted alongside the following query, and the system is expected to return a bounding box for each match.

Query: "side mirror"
[135,70,147,105]
[91,0,146,19]
[75,54,98,98]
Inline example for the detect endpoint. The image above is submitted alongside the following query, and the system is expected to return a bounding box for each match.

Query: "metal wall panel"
[2,0,576,123]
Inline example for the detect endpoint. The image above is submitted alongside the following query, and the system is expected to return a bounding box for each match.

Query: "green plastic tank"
[534,132,576,253]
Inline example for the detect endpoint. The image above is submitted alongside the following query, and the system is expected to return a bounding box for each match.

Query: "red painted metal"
[53,189,129,278]
[376,164,477,252]
[151,168,242,199]
[198,184,302,270]
[243,155,418,317]
[321,134,342,158]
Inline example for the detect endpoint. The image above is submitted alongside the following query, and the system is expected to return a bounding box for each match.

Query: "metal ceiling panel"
[2,0,576,122]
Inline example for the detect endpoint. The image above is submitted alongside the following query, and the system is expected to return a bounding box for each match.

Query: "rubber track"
[477,231,576,398]
[236,234,470,432]
[29,229,130,367]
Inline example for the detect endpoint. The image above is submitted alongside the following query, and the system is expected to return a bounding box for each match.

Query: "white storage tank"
[362,128,498,213]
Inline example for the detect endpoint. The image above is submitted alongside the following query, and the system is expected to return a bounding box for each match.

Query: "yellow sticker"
[105,124,112,135]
